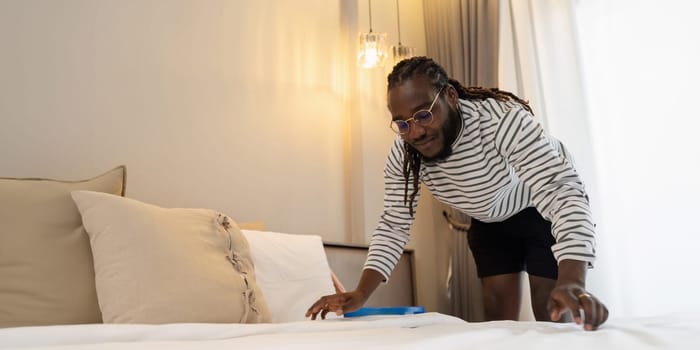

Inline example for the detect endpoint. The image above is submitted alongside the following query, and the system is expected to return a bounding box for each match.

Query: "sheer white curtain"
[574,0,700,317]
[502,0,700,319]
[498,0,599,321]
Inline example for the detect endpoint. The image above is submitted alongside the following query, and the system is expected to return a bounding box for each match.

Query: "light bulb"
[358,32,388,69]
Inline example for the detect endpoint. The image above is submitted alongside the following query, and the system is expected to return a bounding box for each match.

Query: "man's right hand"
[305,290,368,320]
[306,268,384,320]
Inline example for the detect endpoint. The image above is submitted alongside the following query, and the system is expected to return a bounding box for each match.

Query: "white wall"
[0,0,347,241]
[0,0,448,314]
[354,0,428,242]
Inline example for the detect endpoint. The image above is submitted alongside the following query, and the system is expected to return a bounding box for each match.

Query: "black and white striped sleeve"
[495,105,596,266]
[363,139,418,281]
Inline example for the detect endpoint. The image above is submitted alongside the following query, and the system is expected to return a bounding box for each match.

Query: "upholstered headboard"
[323,242,416,307]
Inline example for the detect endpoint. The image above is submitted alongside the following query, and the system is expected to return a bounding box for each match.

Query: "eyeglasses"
[389,87,444,135]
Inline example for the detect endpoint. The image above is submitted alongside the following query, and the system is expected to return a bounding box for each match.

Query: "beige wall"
[0,0,348,241]
[0,0,449,314]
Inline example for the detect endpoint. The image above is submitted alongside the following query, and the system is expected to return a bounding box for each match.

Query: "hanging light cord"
[368,0,373,32]
[396,0,402,45]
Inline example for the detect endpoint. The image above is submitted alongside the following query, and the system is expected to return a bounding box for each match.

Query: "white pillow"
[241,230,337,322]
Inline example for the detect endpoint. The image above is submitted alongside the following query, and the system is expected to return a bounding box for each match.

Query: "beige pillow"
[0,166,126,328]
[71,191,271,324]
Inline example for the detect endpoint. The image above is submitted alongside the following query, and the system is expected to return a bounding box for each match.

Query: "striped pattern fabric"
[365,98,596,281]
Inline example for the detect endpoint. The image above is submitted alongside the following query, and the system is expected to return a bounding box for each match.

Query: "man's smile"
[412,135,437,148]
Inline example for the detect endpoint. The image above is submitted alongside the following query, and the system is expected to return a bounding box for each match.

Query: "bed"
[2,167,698,349]
[1,312,698,349]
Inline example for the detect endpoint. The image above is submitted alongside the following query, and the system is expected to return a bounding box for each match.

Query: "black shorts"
[467,207,558,279]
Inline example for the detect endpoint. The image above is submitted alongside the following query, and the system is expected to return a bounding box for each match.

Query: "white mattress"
[1,312,698,350]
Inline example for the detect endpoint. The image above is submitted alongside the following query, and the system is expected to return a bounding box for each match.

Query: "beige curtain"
[424,0,499,88]
[423,0,499,322]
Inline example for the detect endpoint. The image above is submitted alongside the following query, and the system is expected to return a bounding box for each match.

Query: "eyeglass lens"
[392,110,433,134]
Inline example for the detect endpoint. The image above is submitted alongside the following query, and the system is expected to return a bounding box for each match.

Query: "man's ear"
[446,84,459,104]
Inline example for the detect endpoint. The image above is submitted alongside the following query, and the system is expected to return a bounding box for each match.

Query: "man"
[306,57,608,330]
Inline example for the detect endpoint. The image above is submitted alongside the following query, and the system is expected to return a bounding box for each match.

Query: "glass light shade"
[358,32,388,69]
[392,44,415,66]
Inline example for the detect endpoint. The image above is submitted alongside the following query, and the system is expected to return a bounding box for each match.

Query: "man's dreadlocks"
[387,56,533,216]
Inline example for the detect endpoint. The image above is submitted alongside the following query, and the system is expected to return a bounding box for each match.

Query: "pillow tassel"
[217,214,262,322]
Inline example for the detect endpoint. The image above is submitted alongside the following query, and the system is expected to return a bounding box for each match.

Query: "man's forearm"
[356,268,385,299]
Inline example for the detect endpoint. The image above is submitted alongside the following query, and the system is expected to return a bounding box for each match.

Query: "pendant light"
[391,0,415,66]
[357,0,388,69]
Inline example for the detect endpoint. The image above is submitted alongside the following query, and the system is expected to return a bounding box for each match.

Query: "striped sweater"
[364,97,596,281]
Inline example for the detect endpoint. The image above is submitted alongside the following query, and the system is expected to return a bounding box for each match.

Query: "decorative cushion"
[0,166,126,328]
[71,191,271,324]
[241,229,337,322]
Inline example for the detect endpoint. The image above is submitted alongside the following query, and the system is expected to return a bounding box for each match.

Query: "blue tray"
[343,306,425,318]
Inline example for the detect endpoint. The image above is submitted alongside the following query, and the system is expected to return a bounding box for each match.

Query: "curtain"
[500,0,700,318]
[423,0,499,322]
[573,0,700,317]
[497,0,599,321]
[423,0,499,87]
[498,0,597,178]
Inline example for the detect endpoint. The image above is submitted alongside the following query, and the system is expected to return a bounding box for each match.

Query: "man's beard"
[421,105,462,163]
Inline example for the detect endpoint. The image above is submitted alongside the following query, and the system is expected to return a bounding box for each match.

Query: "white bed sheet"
[1,312,697,350]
